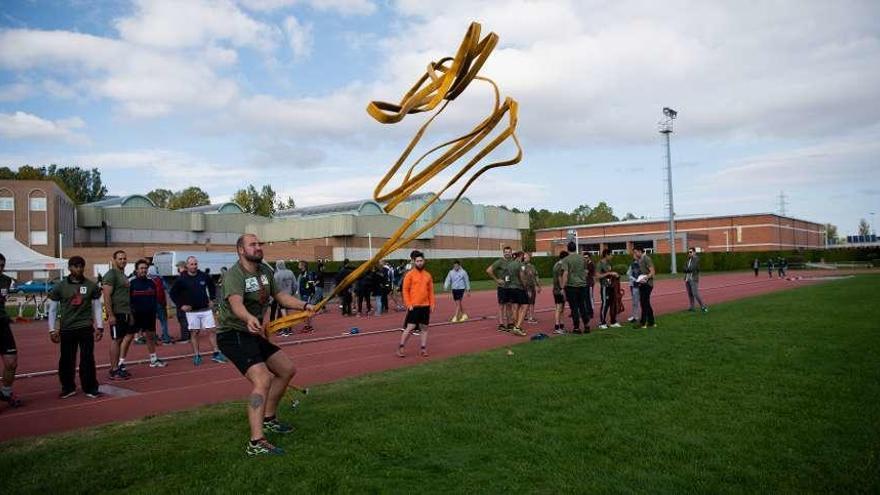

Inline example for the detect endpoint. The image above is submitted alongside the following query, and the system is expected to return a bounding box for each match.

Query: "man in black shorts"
[102,250,133,380]
[552,250,569,334]
[0,253,22,407]
[505,251,529,336]
[48,256,104,399]
[396,250,434,357]
[216,234,314,457]
[486,246,513,331]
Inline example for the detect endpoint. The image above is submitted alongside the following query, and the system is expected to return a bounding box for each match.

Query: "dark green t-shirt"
[50,276,101,330]
[217,261,277,333]
[102,267,130,314]
[639,255,655,287]
[489,258,511,288]
[552,261,565,291]
[561,254,586,287]
[507,259,525,289]
[597,259,613,287]
[0,274,13,319]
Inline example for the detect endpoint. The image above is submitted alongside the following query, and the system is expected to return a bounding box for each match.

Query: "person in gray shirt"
[684,248,708,313]
[272,261,296,336]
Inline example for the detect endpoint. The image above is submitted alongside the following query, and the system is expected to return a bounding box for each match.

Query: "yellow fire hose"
[267,22,521,334]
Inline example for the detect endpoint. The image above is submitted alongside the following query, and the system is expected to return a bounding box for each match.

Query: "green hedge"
[282,247,880,282]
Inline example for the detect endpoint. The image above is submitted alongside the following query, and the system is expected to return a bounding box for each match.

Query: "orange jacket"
[403,268,435,308]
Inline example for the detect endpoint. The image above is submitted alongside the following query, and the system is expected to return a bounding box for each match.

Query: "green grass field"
[2,276,878,494]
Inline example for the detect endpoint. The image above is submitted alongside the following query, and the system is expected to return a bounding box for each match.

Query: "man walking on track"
[397,250,435,357]
[752,258,760,277]
[103,250,133,380]
[272,261,295,337]
[48,256,104,399]
[216,233,315,457]
[170,256,226,366]
[633,247,657,328]
[560,241,591,333]
[684,248,708,313]
[443,260,470,322]
[0,253,22,407]
[597,248,622,329]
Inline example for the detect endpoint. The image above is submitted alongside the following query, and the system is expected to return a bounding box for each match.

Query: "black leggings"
[600,285,617,325]
[59,327,98,394]
[564,286,592,329]
[639,284,655,326]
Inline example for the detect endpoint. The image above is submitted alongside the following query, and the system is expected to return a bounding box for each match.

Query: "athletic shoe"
[108,369,121,381]
[59,390,77,399]
[1,390,22,407]
[627,317,636,322]
[177,339,190,345]
[412,329,420,336]
[553,327,567,335]
[450,315,459,323]
[263,418,295,434]
[419,347,429,357]
[497,324,507,332]
[300,325,314,334]
[701,307,709,313]
[85,391,103,399]
[149,359,167,368]
[459,314,469,322]
[610,323,622,328]
[571,328,581,334]
[648,324,658,328]
[246,438,285,457]
[598,324,608,329]
[134,336,146,345]
[162,338,175,345]
[193,354,203,366]
[511,327,527,336]
[212,352,227,364]
[526,318,538,324]
[118,368,132,379]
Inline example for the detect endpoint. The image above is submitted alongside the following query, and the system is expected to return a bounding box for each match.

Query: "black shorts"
[553,291,565,305]
[216,331,282,375]
[452,289,465,301]
[131,311,156,332]
[496,287,504,304]
[110,313,135,340]
[404,306,430,327]
[502,288,528,305]
[0,318,16,355]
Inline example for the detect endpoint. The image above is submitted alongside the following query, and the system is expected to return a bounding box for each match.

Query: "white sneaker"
[610,323,622,328]
[149,359,167,368]
[598,324,608,329]
[627,317,636,322]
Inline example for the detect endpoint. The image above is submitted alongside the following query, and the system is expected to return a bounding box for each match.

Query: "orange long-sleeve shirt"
[403,268,435,308]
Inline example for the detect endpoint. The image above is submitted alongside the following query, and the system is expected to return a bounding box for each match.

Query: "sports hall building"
[535,213,826,255]
[5,181,521,275]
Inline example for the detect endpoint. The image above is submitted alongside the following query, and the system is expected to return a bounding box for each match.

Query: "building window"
[736,226,743,243]
[0,232,14,240]
[0,197,13,210]
[29,197,47,211]
[30,230,48,245]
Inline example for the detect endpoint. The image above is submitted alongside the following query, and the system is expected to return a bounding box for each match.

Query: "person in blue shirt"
[130,259,166,368]
[444,260,471,322]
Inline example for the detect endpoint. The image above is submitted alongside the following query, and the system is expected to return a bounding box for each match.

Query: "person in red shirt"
[396,250,434,358]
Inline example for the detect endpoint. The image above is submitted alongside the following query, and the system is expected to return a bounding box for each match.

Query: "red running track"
[0,270,844,441]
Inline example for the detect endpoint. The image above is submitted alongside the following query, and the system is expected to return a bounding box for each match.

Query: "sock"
[263,415,276,423]
[250,437,265,445]
[118,358,125,367]
[150,353,158,362]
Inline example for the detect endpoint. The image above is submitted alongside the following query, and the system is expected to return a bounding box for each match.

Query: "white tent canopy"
[0,238,67,271]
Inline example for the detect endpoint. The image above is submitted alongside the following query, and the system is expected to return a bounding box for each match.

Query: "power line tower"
[777,191,788,217]
[659,107,678,274]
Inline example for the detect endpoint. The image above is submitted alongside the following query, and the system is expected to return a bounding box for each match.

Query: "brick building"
[0,180,75,258]
[535,213,826,255]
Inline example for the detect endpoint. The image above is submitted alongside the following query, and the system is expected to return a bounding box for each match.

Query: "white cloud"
[116,0,280,52]
[0,82,31,101]
[283,15,313,60]
[239,0,376,15]
[0,111,87,143]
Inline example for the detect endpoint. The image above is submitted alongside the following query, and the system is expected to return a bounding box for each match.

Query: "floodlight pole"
[659,107,678,274]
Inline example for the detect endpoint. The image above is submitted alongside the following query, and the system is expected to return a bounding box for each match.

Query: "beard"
[244,252,263,263]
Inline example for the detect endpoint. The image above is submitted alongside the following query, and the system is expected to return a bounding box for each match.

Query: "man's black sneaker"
[0,390,23,407]
[263,418,294,434]
[246,438,285,456]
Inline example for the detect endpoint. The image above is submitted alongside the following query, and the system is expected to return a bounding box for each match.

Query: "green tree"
[146,188,175,208]
[585,201,619,224]
[824,223,838,243]
[167,187,211,210]
[858,218,871,236]
[233,184,278,217]
[46,165,108,204]
[0,167,15,179]
[14,165,45,180]
[276,196,296,212]
[622,212,638,221]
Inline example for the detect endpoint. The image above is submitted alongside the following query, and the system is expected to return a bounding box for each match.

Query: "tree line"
[0,164,294,217]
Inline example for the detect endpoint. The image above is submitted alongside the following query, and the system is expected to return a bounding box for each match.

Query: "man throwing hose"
[216,234,315,456]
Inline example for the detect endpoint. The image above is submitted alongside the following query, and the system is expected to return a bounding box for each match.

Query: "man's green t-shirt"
[561,253,587,287]
[217,261,277,333]
[0,274,13,319]
[552,261,565,291]
[102,267,130,314]
[639,255,655,287]
[507,259,525,289]
[50,277,101,330]
[597,259,613,287]
[489,258,510,288]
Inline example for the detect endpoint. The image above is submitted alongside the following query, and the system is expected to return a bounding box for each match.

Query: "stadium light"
[659,107,678,273]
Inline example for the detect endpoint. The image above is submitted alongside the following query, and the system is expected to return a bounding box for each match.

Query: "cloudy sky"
[1,0,878,234]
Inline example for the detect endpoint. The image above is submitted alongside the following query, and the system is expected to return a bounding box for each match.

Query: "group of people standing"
[754,257,788,278]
